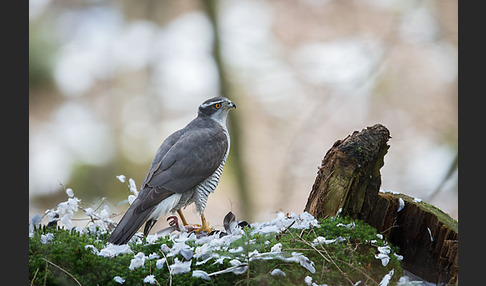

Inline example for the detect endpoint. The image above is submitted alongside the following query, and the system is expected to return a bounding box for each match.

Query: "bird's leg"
[177,210,189,226]
[167,216,180,228]
[168,215,198,233]
[195,213,212,233]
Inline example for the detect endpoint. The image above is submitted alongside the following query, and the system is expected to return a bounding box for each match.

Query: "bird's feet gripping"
[166,212,212,235]
[195,213,212,234]
[166,216,199,232]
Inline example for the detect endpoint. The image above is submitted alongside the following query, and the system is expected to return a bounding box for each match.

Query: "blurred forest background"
[29,0,458,230]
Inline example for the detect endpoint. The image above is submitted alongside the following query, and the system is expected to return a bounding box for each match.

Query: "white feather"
[149,194,182,221]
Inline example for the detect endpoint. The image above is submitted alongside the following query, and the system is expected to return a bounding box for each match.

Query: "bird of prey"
[108,97,236,245]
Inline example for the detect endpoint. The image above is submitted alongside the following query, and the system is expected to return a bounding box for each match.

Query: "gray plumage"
[108,97,235,245]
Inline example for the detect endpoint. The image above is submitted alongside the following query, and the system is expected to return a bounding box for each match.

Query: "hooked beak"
[228,101,236,109]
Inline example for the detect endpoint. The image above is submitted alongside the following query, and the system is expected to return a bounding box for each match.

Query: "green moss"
[29,217,402,285]
[388,193,458,233]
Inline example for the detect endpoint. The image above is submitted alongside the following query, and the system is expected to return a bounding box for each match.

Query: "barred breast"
[170,129,230,215]
[193,157,227,214]
[194,127,230,214]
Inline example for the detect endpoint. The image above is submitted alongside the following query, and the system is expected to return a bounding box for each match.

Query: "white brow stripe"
[200,99,225,108]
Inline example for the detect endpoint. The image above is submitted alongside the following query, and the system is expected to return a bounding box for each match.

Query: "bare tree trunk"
[304,124,390,219]
[304,124,458,285]
[202,0,254,221]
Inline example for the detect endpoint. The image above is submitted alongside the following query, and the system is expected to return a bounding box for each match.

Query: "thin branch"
[42,258,83,286]
[287,230,330,263]
[43,259,48,286]
[288,229,354,286]
[315,239,354,286]
[276,220,296,240]
[334,258,378,285]
[30,268,39,286]
[159,249,172,286]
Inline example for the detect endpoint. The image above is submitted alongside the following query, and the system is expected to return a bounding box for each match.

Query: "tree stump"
[304,124,458,285]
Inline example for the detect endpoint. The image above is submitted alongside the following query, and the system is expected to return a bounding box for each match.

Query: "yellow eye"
[215,103,221,109]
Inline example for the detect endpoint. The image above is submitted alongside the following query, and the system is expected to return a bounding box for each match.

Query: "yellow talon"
[175,210,211,233]
[195,213,212,233]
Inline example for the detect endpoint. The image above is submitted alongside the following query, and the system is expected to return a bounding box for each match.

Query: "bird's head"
[198,97,236,124]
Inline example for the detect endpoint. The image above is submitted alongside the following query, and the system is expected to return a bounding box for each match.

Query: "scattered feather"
[291,252,316,273]
[397,198,405,212]
[113,276,125,284]
[223,211,237,234]
[116,175,126,183]
[375,245,391,266]
[228,246,244,253]
[380,189,401,195]
[60,212,74,229]
[427,227,434,241]
[98,244,132,258]
[195,255,215,266]
[208,261,248,276]
[312,236,345,245]
[169,258,192,274]
[160,244,171,253]
[180,248,194,260]
[31,214,42,226]
[248,249,260,257]
[213,255,230,265]
[129,252,146,270]
[128,178,138,196]
[29,214,42,237]
[378,269,394,286]
[84,245,99,255]
[84,207,95,217]
[146,233,161,244]
[148,253,160,260]
[229,259,243,267]
[271,268,286,277]
[127,195,136,205]
[250,212,318,236]
[375,253,390,266]
[270,243,282,252]
[394,253,404,261]
[40,233,54,244]
[336,222,355,229]
[143,274,156,284]
[192,270,210,280]
[155,258,166,269]
[335,208,343,217]
[377,246,391,254]
[65,188,74,198]
[167,242,193,258]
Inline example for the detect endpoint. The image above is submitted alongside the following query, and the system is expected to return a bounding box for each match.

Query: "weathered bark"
[304,124,391,219]
[304,124,458,285]
[377,192,458,285]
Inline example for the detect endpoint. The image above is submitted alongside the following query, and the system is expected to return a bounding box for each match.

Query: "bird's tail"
[107,190,180,245]
[107,203,152,245]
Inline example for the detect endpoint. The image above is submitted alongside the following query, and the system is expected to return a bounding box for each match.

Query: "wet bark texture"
[304,124,458,285]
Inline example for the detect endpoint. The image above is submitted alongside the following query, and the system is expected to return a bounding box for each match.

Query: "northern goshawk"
[108,97,236,245]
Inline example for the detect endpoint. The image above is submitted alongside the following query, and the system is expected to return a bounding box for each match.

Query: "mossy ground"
[29,216,402,285]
